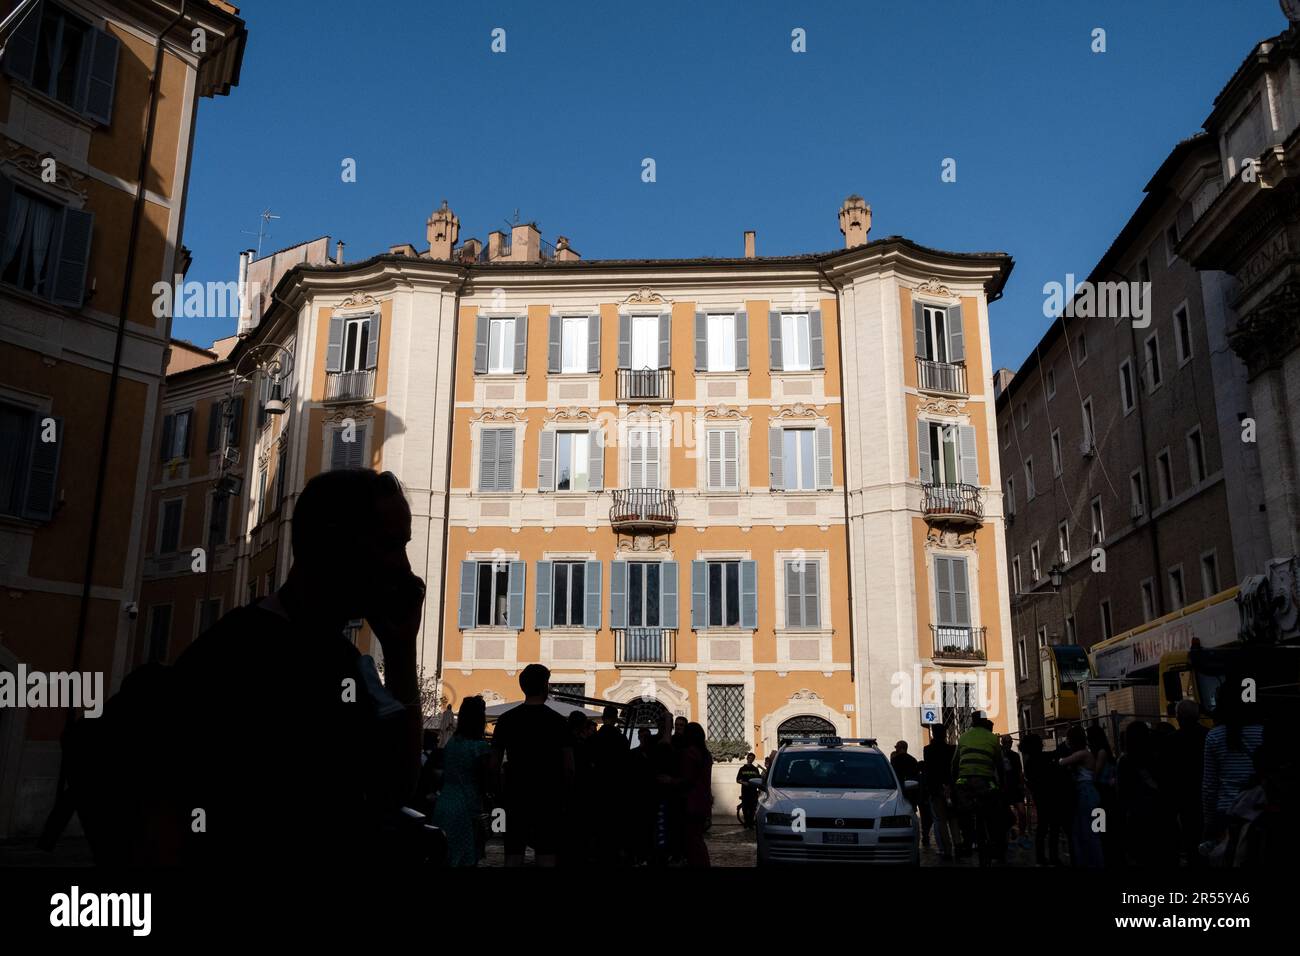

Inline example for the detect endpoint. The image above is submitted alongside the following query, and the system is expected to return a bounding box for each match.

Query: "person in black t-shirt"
[491,664,575,866]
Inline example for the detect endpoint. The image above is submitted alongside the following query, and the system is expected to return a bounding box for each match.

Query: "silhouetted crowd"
[903,696,1299,867]
[420,663,717,867]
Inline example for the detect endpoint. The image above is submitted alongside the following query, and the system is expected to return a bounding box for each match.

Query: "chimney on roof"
[460,238,482,262]
[744,230,756,259]
[488,230,508,260]
[512,222,541,262]
[236,249,254,336]
[839,195,871,249]
[335,239,344,264]
[427,200,460,260]
[555,236,581,262]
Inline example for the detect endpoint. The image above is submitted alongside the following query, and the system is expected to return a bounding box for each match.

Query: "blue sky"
[175,0,1285,369]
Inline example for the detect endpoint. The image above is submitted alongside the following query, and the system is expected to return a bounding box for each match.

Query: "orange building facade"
[137,197,1017,784]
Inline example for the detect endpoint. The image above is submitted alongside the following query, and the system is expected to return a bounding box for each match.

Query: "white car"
[754,737,920,865]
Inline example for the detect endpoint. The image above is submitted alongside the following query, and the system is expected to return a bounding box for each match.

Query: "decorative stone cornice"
[622,287,671,306]
[472,407,525,424]
[338,291,381,310]
[548,407,597,425]
[702,403,747,421]
[616,535,671,553]
[925,526,978,550]
[918,398,965,416]
[772,403,824,421]
[1228,277,1300,378]
[323,406,375,425]
[789,688,825,702]
[2,142,89,202]
[913,277,958,300]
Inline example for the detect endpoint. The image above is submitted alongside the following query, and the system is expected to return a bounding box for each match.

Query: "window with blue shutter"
[694,559,758,629]
[6,4,121,125]
[479,427,515,491]
[460,560,520,628]
[784,559,821,629]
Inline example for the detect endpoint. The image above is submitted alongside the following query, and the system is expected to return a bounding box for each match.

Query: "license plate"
[822,832,858,845]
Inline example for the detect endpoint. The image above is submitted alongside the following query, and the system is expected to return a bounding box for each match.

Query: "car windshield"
[771,750,896,790]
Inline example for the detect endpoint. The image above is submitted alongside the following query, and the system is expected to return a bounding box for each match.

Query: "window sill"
[477,372,523,379]
[463,626,521,635]
[696,627,755,636]
[11,84,97,132]
[771,368,823,377]
[0,280,65,313]
[695,370,748,378]
[540,627,597,636]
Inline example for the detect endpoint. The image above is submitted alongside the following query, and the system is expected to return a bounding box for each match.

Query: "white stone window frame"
[155,494,185,555]
[694,548,755,666]
[553,312,595,375]
[193,596,223,641]
[1173,300,1194,368]
[924,547,984,646]
[773,548,833,670]
[481,313,524,377]
[1200,548,1220,598]
[469,417,526,496]
[1119,357,1136,416]
[1186,423,1207,486]
[1168,563,1187,611]
[319,414,373,474]
[1140,577,1156,622]
[461,548,523,668]
[1143,331,1163,394]
[695,414,751,495]
[539,549,601,645]
[696,674,756,750]
[618,411,671,491]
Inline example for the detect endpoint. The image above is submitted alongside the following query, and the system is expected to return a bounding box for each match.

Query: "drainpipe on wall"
[72,0,190,679]
[817,262,857,690]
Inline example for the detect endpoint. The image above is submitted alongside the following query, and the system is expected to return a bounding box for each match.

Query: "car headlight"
[879,815,913,828]
[764,812,794,826]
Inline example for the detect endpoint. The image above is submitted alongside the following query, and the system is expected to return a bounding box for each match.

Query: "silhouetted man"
[166,469,425,865]
[492,664,575,866]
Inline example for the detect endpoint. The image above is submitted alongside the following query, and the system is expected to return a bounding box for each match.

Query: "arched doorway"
[777,714,836,746]
[626,697,669,732]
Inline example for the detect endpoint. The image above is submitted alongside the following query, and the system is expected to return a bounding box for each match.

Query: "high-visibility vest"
[954,728,1000,785]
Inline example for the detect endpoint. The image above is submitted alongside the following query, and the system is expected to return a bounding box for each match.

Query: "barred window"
[707,684,745,740]
[549,683,584,700]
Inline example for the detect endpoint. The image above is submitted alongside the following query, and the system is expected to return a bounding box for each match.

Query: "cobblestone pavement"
[482,821,1047,867]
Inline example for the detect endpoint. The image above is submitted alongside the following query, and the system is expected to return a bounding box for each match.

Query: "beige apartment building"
[0,0,245,838]
[137,196,1015,781]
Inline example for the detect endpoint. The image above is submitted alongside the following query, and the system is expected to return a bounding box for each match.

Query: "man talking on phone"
[157,469,426,865]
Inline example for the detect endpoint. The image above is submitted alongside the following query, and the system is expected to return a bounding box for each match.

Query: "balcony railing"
[610,488,677,532]
[931,624,987,662]
[922,482,984,527]
[615,627,677,667]
[616,367,674,403]
[324,368,376,403]
[917,357,968,396]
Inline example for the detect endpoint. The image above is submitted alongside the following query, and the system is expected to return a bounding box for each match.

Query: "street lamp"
[201,341,295,609]
[1048,564,1064,591]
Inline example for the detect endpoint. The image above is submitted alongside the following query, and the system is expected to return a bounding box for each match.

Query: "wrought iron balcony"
[323,368,376,403]
[616,367,674,403]
[615,627,677,667]
[931,624,987,662]
[916,357,968,396]
[610,488,677,532]
[922,482,984,528]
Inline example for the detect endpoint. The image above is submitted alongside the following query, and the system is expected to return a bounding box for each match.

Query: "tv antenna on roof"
[241,209,281,259]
